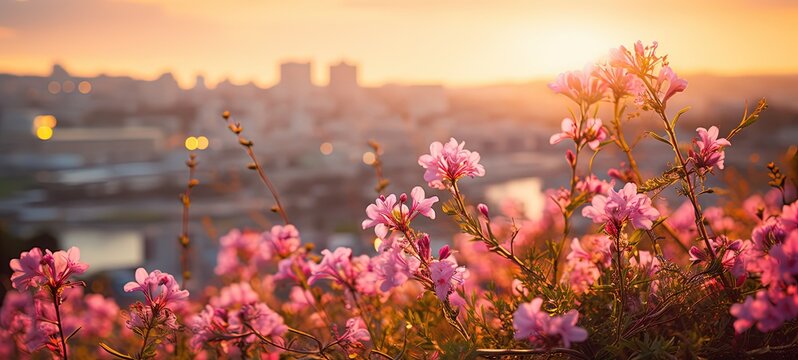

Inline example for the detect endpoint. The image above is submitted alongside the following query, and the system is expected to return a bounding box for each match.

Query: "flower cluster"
[513,298,588,348]
[582,182,660,234]
[361,186,438,239]
[418,137,485,189]
[688,126,731,175]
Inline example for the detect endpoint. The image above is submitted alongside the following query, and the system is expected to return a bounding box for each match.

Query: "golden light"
[62,80,75,93]
[47,81,61,94]
[33,115,57,129]
[78,81,92,94]
[36,126,53,140]
[196,136,209,150]
[362,151,376,165]
[320,142,333,155]
[184,136,198,150]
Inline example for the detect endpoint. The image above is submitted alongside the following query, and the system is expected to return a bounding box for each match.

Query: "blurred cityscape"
[1,60,797,298]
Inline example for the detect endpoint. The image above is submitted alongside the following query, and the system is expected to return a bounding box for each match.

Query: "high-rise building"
[328,61,358,93]
[278,62,313,96]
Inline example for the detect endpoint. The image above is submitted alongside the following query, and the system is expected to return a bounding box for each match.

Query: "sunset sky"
[1,0,797,88]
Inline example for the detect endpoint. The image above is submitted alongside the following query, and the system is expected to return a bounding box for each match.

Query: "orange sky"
[1,0,797,88]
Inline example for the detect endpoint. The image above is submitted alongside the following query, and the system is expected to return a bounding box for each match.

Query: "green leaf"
[670,106,691,128]
[99,342,135,360]
[646,131,671,146]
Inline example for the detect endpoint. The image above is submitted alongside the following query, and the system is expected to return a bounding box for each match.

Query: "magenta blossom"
[582,182,660,232]
[549,118,608,151]
[362,186,438,239]
[609,41,663,76]
[549,64,607,106]
[338,317,371,348]
[9,247,88,291]
[688,126,730,174]
[781,202,798,232]
[123,268,189,308]
[594,64,644,102]
[513,298,588,348]
[373,240,420,292]
[428,256,467,301]
[418,138,485,189]
[657,66,688,104]
[268,224,301,258]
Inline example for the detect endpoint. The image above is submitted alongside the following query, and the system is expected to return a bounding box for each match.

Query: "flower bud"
[566,150,576,167]
[399,193,408,203]
[477,203,490,219]
[418,234,431,261]
[438,245,451,260]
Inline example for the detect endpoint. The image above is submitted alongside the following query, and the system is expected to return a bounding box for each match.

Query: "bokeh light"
[362,151,376,165]
[184,136,198,150]
[62,80,75,93]
[36,126,53,140]
[47,81,61,94]
[320,142,333,155]
[33,115,57,129]
[78,81,92,94]
[196,136,209,150]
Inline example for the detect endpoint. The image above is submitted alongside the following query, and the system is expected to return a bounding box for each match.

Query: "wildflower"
[215,229,268,279]
[657,66,688,104]
[576,174,613,200]
[549,64,607,106]
[239,302,287,340]
[268,224,301,258]
[609,41,663,76]
[428,256,467,301]
[594,64,644,102]
[549,118,608,150]
[513,298,548,343]
[546,310,588,348]
[688,126,731,174]
[582,182,660,232]
[513,298,588,348]
[188,305,229,351]
[782,202,798,231]
[9,247,88,291]
[373,240,420,292]
[338,317,371,347]
[418,138,485,189]
[210,282,260,308]
[362,186,438,239]
[308,248,355,286]
[123,268,189,308]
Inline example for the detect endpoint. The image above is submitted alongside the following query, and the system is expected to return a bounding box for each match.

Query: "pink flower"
[373,240,420,292]
[657,66,687,104]
[782,202,798,232]
[362,186,438,239]
[210,282,260,308]
[308,247,354,286]
[418,138,485,189]
[9,248,45,290]
[338,317,371,347]
[513,298,549,343]
[214,229,268,279]
[189,305,229,351]
[513,298,588,348]
[268,224,301,258]
[594,64,644,102]
[547,310,588,348]
[549,64,607,105]
[549,118,608,151]
[123,268,189,308]
[9,247,88,291]
[576,174,613,200]
[428,256,467,301]
[239,303,287,339]
[582,182,660,232]
[609,41,662,75]
[688,126,731,174]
